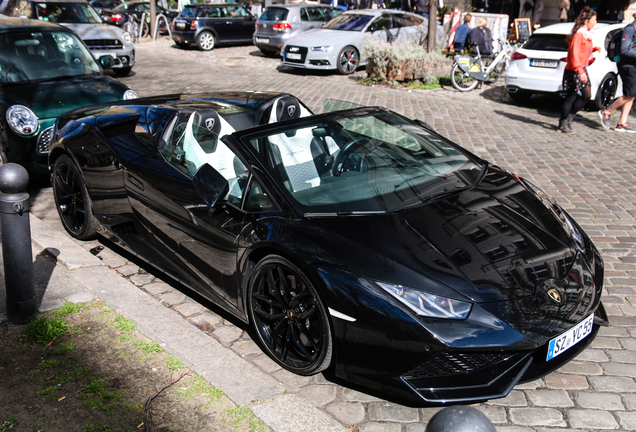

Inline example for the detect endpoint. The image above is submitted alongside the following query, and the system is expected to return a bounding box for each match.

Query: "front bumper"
[89,47,135,70]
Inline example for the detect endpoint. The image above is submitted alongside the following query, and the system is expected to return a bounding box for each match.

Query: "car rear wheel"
[451,62,479,91]
[592,73,618,110]
[248,255,332,375]
[197,31,216,51]
[337,46,359,75]
[53,155,97,240]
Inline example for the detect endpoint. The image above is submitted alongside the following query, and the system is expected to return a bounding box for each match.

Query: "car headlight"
[311,45,333,52]
[122,32,133,43]
[7,105,39,136]
[123,90,138,100]
[377,282,472,319]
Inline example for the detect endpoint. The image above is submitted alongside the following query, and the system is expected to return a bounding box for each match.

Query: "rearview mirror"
[99,55,113,69]
[193,163,229,208]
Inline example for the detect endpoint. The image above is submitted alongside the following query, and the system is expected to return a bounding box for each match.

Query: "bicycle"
[450,39,513,92]
[121,13,143,43]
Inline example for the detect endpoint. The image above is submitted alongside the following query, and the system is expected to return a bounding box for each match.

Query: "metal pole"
[0,163,37,324]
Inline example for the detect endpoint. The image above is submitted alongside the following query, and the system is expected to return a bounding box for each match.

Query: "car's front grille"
[403,352,517,379]
[284,45,307,63]
[36,127,54,155]
[84,39,124,50]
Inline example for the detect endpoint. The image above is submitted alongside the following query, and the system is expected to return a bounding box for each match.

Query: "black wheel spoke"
[249,257,331,374]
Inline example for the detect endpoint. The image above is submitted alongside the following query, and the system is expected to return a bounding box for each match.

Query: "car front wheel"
[52,155,97,240]
[592,73,618,110]
[247,255,333,375]
[337,46,359,75]
[197,31,216,51]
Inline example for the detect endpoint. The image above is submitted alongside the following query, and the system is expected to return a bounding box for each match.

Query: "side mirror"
[193,163,229,208]
[99,55,113,69]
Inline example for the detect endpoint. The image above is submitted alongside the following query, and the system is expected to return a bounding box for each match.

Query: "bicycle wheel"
[451,62,479,92]
[488,56,510,83]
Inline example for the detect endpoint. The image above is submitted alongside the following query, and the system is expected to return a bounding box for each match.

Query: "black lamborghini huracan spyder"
[48,91,606,405]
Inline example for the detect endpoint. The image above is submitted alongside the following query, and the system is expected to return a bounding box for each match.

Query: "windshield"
[323,13,373,31]
[34,2,103,23]
[243,109,484,215]
[0,30,102,84]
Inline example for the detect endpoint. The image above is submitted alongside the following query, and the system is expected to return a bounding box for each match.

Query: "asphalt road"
[30,37,636,431]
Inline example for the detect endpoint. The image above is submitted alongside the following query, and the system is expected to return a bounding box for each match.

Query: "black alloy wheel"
[52,155,97,240]
[593,73,618,110]
[248,256,332,375]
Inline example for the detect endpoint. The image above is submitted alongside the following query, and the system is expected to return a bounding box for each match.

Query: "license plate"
[176,21,185,29]
[530,59,558,68]
[546,313,594,361]
[286,53,301,60]
[256,37,269,43]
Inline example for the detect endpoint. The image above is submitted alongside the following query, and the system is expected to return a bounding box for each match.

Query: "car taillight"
[511,51,527,60]
[560,57,567,62]
[255,21,258,28]
[588,57,595,65]
[273,22,292,31]
[190,20,197,30]
[111,13,124,22]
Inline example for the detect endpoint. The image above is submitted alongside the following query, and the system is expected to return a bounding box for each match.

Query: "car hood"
[308,171,577,304]
[286,28,362,46]
[61,22,125,39]
[1,76,128,120]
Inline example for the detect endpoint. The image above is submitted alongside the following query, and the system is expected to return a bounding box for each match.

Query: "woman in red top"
[559,7,601,134]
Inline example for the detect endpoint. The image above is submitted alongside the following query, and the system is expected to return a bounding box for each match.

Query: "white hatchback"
[505,22,625,109]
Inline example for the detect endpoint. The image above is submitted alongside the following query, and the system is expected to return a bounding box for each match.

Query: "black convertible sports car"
[48,91,606,405]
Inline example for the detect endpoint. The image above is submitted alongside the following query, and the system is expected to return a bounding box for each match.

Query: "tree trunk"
[427,0,437,53]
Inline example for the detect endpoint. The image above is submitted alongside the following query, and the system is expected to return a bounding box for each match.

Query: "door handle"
[226,21,232,24]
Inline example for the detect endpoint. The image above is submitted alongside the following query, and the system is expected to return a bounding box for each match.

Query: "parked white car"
[281,9,427,75]
[505,22,625,109]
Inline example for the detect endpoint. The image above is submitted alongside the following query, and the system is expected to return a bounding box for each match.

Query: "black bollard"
[0,163,37,324]
[425,406,496,432]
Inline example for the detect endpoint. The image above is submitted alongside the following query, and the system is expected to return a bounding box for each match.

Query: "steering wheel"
[331,137,367,177]
[44,59,69,69]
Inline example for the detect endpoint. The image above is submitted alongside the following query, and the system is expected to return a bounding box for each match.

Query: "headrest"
[275,96,302,123]
[191,109,221,153]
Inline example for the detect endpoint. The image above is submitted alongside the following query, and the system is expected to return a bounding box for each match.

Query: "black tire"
[247,255,332,375]
[337,46,359,75]
[196,31,216,51]
[113,66,132,77]
[52,155,97,240]
[508,90,532,103]
[175,41,187,48]
[259,47,278,57]
[592,73,618,110]
[450,62,479,92]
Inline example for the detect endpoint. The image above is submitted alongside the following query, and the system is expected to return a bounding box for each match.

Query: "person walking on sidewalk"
[558,7,600,134]
[598,12,636,133]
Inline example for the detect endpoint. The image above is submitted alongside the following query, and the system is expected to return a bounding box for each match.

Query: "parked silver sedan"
[281,9,427,75]
[253,4,342,56]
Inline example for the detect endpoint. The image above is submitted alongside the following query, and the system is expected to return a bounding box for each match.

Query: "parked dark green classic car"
[0,17,136,175]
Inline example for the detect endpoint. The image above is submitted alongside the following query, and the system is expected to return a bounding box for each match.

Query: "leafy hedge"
[364,39,452,85]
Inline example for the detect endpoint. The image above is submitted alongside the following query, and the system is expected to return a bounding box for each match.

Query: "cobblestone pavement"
[30,37,636,431]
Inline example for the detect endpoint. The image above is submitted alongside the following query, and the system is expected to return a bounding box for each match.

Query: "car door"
[223,5,254,41]
[122,111,250,312]
[366,14,397,44]
[300,6,328,32]
[199,6,232,42]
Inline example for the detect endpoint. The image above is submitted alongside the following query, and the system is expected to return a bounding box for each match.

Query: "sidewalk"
[0,212,347,432]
